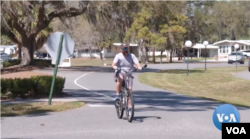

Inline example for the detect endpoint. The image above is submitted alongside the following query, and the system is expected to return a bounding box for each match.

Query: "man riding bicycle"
[111,44,142,105]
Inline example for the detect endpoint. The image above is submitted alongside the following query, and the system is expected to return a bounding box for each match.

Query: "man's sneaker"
[128,107,132,116]
[114,94,120,101]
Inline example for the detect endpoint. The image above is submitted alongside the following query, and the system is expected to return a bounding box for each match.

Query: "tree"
[1,1,93,66]
[0,35,12,45]
[183,1,215,43]
[208,1,250,41]
[93,1,140,52]
[124,6,152,63]
[125,1,187,63]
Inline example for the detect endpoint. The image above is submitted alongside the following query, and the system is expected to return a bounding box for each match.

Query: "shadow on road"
[64,89,250,112]
[131,116,161,123]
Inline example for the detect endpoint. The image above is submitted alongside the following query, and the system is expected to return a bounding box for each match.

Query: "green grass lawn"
[71,58,113,67]
[138,66,250,107]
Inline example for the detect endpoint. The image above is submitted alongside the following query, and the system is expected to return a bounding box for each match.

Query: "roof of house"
[112,43,138,47]
[213,40,250,46]
[192,43,218,49]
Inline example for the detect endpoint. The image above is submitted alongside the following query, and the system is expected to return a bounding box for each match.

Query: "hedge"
[3,59,52,68]
[1,75,65,99]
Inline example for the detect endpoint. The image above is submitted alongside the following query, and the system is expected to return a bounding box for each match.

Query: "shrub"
[33,59,52,67]
[1,75,65,99]
[3,59,21,67]
[2,59,52,68]
[3,62,11,67]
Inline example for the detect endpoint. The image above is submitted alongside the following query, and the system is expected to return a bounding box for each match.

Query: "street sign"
[46,32,75,65]
[45,32,74,105]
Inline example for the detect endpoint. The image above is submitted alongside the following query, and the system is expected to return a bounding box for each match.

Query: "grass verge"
[1,101,85,117]
[138,66,250,107]
[71,58,113,67]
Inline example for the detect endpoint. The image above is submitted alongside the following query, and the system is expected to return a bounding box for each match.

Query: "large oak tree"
[1,0,94,66]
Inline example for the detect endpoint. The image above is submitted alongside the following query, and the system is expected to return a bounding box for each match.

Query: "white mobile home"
[213,40,250,58]
[0,45,17,55]
[102,43,139,58]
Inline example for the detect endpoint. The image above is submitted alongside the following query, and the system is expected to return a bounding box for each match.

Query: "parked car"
[38,53,51,59]
[241,50,250,58]
[0,52,9,62]
[228,52,245,64]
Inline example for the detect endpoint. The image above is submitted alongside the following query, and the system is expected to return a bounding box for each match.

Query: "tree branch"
[32,1,46,35]
[1,3,27,37]
[35,2,90,35]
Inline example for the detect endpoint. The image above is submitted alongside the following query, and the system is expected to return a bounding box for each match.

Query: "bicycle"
[115,64,147,122]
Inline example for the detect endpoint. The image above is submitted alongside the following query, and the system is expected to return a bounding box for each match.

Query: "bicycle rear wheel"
[116,94,124,119]
[126,91,134,122]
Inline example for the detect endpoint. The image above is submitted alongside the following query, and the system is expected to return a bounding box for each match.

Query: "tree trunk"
[89,46,92,59]
[18,43,22,59]
[20,37,35,66]
[125,25,131,53]
[145,47,149,63]
[160,50,163,64]
[166,50,169,62]
[141,43,147,64]
[99,47,104,66]
[178,49,181,61]
[181,49,183,60]
[170,49,173,63]
[20,47,31,66]
[153,47,156,63]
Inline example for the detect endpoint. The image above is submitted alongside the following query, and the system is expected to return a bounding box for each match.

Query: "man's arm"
[131,54,142,70]
[112,54,119,70]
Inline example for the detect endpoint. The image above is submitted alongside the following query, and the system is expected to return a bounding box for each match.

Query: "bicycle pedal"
[115,100,120,107]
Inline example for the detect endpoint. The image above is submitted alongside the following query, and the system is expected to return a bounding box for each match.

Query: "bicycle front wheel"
[126,91,134,122]
[116,95,124,119]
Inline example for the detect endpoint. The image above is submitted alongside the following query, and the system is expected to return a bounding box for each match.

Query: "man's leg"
[127,77,133,107]
[115,73,123,100]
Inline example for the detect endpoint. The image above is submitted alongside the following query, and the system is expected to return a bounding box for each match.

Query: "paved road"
[1,63,250,139]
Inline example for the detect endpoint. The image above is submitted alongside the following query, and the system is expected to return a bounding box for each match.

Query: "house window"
[220,46,222,53]
[223,46,225,53]
[226,46,228,53]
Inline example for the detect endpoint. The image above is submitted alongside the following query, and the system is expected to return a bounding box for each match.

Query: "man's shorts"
[114,71,133,89]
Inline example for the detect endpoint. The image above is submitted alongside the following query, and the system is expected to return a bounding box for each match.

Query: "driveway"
[1,63,250,139]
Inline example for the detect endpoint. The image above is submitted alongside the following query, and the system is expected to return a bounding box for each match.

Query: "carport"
[192,43,218,58]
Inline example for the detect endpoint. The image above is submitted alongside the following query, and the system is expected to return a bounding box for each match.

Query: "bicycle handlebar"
[115,64,147,78]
